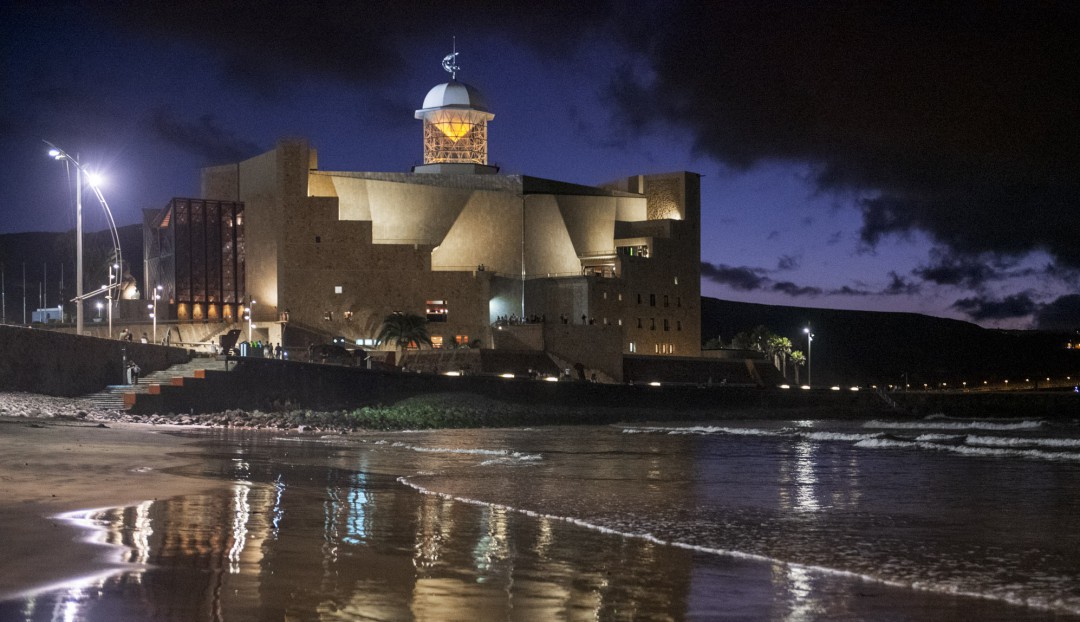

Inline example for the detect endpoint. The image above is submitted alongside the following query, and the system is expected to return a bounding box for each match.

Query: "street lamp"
[151,284,162,342]
[45,141,122,337]
[107,263,118,339]
[803,326,814,388]
[247,299,256,342]
[96,301,103,320]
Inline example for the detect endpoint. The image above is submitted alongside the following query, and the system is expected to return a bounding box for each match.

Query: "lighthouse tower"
[413,50,497,174]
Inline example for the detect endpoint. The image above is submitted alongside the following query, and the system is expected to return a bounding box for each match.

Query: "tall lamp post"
[45,141,122,337]
[803,326,814,388]
[151,284,162,342]
[247,299,256,342]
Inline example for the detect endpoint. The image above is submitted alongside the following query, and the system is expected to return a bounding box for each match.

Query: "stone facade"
[151,137,701,380]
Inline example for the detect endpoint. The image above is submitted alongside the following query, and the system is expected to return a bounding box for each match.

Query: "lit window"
[618,293,623,301]
[602,292,608,300]
[618,319,623,326]
[674,276,679,285]
[454,335,470,347]
[629,341,636,353]
[334,285,343,294]
[426,300,448,322]
[431,335,444,349]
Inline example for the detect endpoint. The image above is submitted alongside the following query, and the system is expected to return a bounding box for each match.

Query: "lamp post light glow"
[803,326,814,388]
[45,141,122,338]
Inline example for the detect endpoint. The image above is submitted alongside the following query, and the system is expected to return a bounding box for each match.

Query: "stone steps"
[84,357,229,411]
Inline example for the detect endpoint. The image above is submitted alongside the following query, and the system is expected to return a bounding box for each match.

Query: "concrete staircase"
[85,357,229,411]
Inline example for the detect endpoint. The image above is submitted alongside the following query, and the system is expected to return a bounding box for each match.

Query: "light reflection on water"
[3,425,1076,621]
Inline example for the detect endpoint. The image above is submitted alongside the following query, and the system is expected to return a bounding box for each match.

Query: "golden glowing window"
[431,335,444,349]
[426,300,448,322]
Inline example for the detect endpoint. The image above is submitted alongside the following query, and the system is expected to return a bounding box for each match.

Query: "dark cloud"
[883,272,920,296]
[952,293,1037,322]
[1034,295,1080,331]
[914,251,998,287]
[772,281,822,297]
[777,254,799,271]
[610,2,1080,267]
[700,262,767,291]
[149,110,263,165]
[83,2,616,92]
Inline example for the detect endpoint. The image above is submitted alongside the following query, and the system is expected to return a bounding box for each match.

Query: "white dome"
[419,80,490,113]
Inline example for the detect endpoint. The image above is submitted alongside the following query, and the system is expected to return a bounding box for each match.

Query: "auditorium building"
[145,65,704,381]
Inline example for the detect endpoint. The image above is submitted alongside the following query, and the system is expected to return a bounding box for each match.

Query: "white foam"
[855,438,1080,462]
[914,433,966,442]
[799,431,882,442]
[864,419,1044,431]
[396,477,1080,616]
[622,425,780,437]
[388,442,542,462]
[966,435,1080,449]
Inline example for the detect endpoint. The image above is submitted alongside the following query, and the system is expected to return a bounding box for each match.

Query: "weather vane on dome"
[442,37,460,79]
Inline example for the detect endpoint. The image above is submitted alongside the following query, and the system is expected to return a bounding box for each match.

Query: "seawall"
[0,324,192,396]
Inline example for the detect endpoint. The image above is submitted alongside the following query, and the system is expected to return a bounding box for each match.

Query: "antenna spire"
[441,37,460,79]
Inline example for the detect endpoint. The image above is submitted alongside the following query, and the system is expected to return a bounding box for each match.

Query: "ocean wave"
[396,477,1079,616]
[864,419,1044,431]
[799,431,882,442]
[622,425,781,437]
[388,442,542,462]
[965,435,1080,449]
[914,434,966,442]
[854,438,1080,462]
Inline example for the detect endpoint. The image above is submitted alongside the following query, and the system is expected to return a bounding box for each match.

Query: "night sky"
[2,2,1077,330]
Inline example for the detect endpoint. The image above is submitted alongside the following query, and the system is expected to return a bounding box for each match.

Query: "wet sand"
[0,417,228,599]
[2,396,1075,620]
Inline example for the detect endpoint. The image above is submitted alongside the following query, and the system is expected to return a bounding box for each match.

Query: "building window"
[637,293,642,304]
[650,318,656,331]
[315,236,321,243]
[663,295,669,308]
[677,320,682,331]
[674,276,679,285]
[602,292,608,300]
[629,341,636,353]
[637,318,643,329]
[664,319,670,331]
[431,335,444,349]
[677,296,682,308]
[426,300,448,322]
[454,335,470,347]
[334,285,343,294]
[618,293,623,301]
[618,319,623,326]
[650,294,656,307]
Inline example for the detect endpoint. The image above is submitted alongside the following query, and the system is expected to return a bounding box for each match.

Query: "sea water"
[3,414,1079,620]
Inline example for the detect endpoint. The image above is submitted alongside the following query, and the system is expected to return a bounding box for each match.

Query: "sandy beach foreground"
[0,413,230,600]
[2,391,1077,621]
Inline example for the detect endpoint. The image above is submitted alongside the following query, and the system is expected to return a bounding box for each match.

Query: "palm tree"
[790,350,806,384]
[376,312,432,362]
[769,335,794,378]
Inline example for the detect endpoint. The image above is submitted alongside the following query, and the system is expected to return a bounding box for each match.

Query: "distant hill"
[0,225,143,321]
[702,297,1079,386]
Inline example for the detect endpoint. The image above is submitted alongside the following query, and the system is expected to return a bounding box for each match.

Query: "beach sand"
[0,414,226,600]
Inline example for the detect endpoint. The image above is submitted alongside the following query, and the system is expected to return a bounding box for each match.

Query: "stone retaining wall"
[0,324,192,396]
